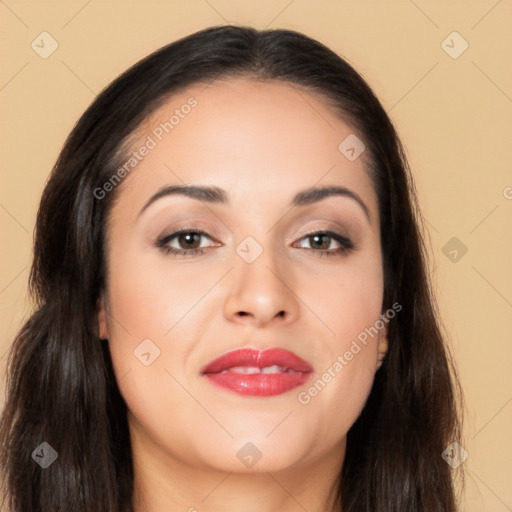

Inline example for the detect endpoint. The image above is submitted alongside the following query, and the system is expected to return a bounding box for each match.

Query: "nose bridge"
[224,233,298,325]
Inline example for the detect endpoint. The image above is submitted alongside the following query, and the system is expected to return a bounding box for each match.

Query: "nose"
[223,247,300,328]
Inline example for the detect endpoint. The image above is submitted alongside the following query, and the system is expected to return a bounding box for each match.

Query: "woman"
[0,25,463,511]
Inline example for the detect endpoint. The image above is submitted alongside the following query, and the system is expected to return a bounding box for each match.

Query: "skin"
[98,78,388,512]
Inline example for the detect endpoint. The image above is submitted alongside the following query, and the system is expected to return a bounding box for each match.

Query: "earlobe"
[377,326,389,369]
[97,295,109,340]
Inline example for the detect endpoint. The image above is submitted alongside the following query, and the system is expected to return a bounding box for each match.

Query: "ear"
[376,323,389,370]
[97,295,109,340]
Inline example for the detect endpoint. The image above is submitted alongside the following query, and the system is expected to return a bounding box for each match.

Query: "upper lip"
[200,348,314,374]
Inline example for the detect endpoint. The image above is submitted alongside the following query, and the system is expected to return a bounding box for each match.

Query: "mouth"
[200,347,314,396]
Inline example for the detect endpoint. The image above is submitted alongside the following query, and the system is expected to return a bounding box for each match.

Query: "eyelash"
[156,228,355,258]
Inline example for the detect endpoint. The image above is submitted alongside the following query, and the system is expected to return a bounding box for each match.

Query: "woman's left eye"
[293,231,354,257]
[157,230,217,256]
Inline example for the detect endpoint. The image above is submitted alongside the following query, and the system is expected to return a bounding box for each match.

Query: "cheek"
[103,253,227,410]
[302,248,384,345]
[106,251,225,341]
[294,252,384,433]
[103,256,212,461]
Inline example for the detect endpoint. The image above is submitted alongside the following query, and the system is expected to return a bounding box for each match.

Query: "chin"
[190,432,313,474]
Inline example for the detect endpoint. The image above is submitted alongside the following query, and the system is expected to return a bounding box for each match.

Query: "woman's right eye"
[156,230,218,256]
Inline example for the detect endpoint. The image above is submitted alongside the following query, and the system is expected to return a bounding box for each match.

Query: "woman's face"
[98,78,387,475]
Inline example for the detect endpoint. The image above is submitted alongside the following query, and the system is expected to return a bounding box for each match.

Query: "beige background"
[1,1,511,510]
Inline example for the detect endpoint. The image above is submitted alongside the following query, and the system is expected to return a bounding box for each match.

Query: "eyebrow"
[138,184,371,222]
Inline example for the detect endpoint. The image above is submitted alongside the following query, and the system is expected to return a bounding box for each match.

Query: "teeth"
[261,365,285,374]
[229,366,261,374]
[221,365,289,374]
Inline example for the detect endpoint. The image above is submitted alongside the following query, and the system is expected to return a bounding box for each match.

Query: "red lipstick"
[200,348,313,396]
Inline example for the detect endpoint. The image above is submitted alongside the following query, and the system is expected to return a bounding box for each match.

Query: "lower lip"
[203,371,311,396]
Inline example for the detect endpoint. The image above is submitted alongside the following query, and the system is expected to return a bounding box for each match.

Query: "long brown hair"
[0,25,463,511]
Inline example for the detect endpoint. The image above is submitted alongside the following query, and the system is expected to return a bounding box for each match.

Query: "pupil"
[311,234,329,250]
[179,233,200,249]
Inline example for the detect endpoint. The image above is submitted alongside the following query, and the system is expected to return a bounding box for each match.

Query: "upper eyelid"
[157,228,217,245]
[290,224,350,240]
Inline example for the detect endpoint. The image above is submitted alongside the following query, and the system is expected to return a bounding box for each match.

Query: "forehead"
[112,78,378,222]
